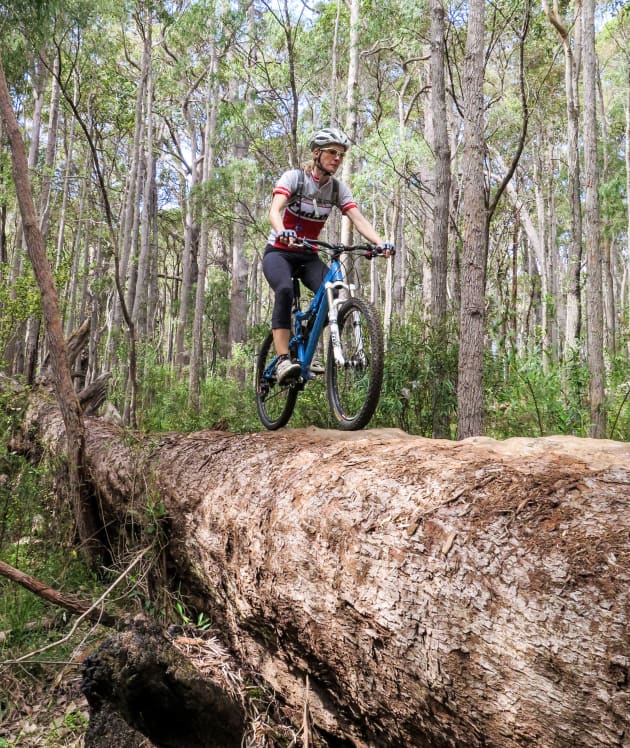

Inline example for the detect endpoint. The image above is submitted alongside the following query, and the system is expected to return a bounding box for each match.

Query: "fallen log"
[12,394,630,747]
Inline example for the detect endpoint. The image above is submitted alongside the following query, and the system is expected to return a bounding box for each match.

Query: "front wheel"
[255,331,299,430]
[326,298,384,430]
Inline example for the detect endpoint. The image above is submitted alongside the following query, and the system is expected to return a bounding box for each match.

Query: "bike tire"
[326,297,384,430]
[255,331,299,430]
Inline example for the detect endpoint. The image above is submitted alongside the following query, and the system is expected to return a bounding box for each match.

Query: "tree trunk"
[107,48,146,368]
[64,162,88,339]
[533,142,551,363]
[0,117,6,266]
[582,0,606,438]
[132,10,156,338]
[190,49,218,411]
[340,0,360,250]
[39,53,61,239]
[0,61,100,560]
[430,0,451,440]
[5,57,46,377]
[227,7,253,363]
[13,386,630,747]
[55,71,78,270]
[625,66,630,353]
[457,0,487,439]
[542,0,583,356]
[329,0,342,124]
[174,73,203,368]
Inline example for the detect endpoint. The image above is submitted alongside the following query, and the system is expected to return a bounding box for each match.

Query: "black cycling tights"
[263,247,328,329]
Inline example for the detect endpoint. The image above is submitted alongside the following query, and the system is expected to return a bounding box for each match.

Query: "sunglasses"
[320,147,346,159]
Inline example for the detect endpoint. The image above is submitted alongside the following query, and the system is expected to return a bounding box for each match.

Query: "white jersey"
[268,169,357,249]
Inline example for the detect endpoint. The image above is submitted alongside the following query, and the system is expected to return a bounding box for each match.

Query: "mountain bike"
[255,238,389,431]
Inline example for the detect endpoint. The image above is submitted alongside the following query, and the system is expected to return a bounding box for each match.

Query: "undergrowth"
[0,388,166,746]
[109,319,630,440]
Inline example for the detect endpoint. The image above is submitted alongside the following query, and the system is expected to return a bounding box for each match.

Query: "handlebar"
[297,238,393,260]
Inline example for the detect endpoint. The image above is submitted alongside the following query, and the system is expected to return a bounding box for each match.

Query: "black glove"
[279,229,297,244]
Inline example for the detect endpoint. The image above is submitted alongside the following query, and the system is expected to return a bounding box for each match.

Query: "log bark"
[13,394,630,747]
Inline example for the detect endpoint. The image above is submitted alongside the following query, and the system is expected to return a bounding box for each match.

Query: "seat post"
[291,277,301,313]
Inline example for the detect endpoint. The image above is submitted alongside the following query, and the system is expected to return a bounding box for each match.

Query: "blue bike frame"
[263,253,352,384]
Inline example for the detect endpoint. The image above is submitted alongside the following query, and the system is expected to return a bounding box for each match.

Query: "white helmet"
[309,127,350,151]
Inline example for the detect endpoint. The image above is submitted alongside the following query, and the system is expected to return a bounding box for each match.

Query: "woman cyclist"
[264,126,394,383]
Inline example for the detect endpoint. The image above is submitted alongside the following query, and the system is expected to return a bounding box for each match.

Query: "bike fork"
[326,281,360,366]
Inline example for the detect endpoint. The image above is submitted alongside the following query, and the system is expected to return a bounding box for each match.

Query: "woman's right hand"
[278,229,297,246]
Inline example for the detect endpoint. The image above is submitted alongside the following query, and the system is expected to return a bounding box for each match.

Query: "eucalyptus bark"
[131,12,156,337]
[329,0,342,124]
[63,162,88,339]
[625,68,630,345]
[54,70,78,271]
[542,0,583,355]
[23,54,63,383]
[190,44,218,411]
[533,143,551,363]
[5,58,46,376]
[457,0,487,440]
[226,6,254,362]
[109,47,146,365]
[582,0,606,438]
[430,0,452,439]
[340,0,360,249]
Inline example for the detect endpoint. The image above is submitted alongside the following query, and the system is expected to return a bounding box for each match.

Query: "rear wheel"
[326,298,384,430]
[255,331,299,430]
